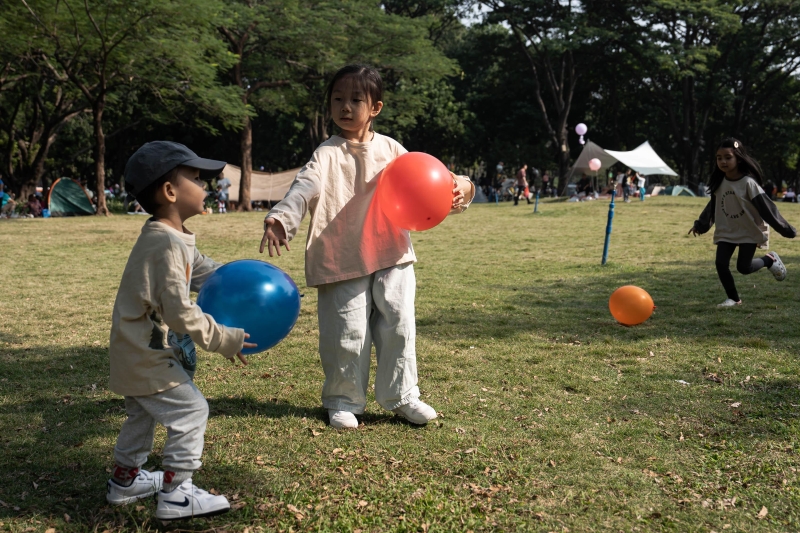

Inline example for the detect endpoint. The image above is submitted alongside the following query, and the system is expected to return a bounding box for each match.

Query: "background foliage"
[3,0,800,202]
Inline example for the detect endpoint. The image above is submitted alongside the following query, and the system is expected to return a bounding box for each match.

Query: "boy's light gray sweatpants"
[317,263,419,414]
[113,381,208,472]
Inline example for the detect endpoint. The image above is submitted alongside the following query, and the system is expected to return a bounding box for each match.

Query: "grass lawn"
[1,197,799,532]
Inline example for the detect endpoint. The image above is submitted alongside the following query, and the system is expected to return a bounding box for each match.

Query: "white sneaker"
[106,469,163,505]
[392,399,437,425]
[717,299,742,308]
[767,252,786,281]
[328,410,358,429]
[156,479,230,520]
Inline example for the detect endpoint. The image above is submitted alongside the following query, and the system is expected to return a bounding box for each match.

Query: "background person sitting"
[23,194,43,217]
[1,191,15,217]
[576,174,593,197]
[782,187,797,202]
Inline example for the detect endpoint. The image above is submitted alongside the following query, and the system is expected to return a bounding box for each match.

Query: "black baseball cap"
[124,141,226,197]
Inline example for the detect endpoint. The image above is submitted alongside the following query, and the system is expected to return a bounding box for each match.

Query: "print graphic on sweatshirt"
[720,190,746,219]
[168,331,197,377]
[148,311,167,349]
[148,310,197,377]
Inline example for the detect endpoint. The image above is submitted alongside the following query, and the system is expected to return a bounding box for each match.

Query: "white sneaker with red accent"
[156,479,230,520]
[767,252,786,281]
[106,469,163,505]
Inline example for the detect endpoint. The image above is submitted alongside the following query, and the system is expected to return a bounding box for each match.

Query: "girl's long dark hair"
[707,138,764,194]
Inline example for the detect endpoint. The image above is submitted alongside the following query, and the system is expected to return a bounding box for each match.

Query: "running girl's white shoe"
[156,479,230,520]
[392,399,437,425]
[106,469,163,505]
[717,299,742,308]
[767,252,786,281]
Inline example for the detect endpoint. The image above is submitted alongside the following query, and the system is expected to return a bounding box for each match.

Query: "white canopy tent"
[221,164,301,204]
[567,140,619,182]
[567,140,678,183]
[605,141,678,176]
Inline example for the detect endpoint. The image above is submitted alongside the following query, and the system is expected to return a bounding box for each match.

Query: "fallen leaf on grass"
[135,505,145,511]
[63,514,71,523]
[464,448,476,454]
[309,428,321,437]
[358,500,368,507]
[649,351,655,357]
[45,529,55,533]
[332,448,344,454]
[758,506,768,519]
[730,402,741,408]
[231,502,247,510]
[675,380,690,386]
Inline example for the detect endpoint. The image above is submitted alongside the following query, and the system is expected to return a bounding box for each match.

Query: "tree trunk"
[308,109,329,151]
[93,100,109,215]
[238,115,253,212]
[557,138,570,195]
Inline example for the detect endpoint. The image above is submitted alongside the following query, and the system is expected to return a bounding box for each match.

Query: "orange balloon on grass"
[609,286,655,326]
[378,152,453,231]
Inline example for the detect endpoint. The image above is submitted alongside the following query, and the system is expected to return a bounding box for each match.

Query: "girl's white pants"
[317,263,419,413]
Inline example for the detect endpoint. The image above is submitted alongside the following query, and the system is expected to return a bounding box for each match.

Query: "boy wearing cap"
[106,141,255,519]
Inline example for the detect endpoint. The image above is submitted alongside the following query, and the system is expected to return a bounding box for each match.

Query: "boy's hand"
[687,225,699,237]
[259,217,290,257]
[230,333,256,365]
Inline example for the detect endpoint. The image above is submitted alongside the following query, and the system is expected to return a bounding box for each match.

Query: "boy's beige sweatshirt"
[109,219,245,397]
[267,133,416,287]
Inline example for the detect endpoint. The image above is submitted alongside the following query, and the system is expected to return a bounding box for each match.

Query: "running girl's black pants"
[715,242,773,301]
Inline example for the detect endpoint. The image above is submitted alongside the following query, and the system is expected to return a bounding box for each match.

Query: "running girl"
[689,138,796,307]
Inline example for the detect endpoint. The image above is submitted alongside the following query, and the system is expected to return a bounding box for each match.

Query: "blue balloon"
[196,260,300,355]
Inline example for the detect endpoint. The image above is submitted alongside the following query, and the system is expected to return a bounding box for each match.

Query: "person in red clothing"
[514,164,530,205]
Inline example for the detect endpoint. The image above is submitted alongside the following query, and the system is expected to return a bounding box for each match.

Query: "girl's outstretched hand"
[450,172,473,211]
[260,217,290,256]
[687,225,699,237]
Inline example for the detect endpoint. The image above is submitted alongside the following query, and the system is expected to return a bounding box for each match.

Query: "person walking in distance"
[514,164,530,205]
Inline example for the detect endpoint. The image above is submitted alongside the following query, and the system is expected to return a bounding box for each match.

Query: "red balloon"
[378,152,453,231]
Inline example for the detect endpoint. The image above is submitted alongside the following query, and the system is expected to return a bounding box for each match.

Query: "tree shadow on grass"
[0,343,416,528]
[0,346,304,525]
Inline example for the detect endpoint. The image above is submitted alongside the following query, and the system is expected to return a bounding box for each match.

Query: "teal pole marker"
[602,190,616,265]
[533,190,540,213]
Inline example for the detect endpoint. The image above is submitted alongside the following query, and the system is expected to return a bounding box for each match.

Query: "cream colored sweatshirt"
[267,133,415,287]
[109,219,245,397]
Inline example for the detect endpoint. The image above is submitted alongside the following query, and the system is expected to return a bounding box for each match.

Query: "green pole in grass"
[533,190,539,213]
[602,190,616,265]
